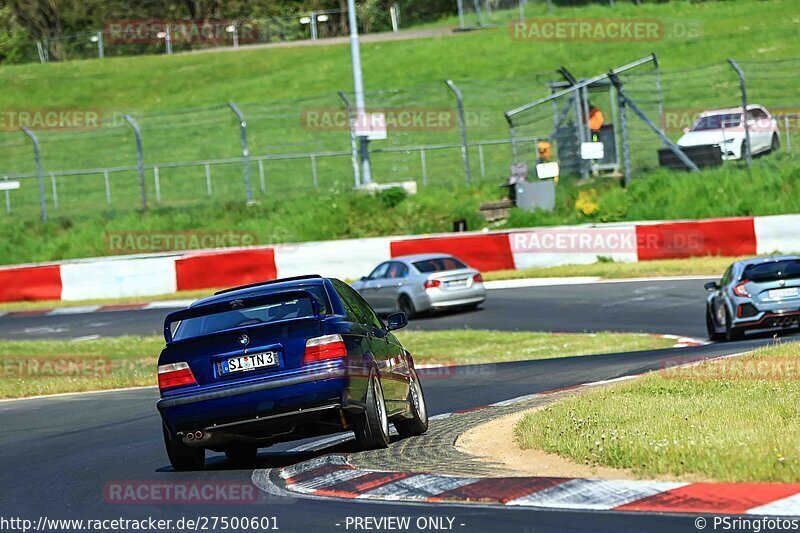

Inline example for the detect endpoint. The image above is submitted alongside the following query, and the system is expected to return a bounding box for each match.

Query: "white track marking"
[748,493,800,516]
[506,479,688,510]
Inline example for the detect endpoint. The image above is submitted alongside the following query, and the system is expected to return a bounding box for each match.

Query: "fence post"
[445,80,472,186]
[20,127,47,222]
[337,91,361,189]
[258,158,266,193]
[617,92,632,187]
[310,155,318,188]
[153,165,161,203]
[785,115,792,157]
[457,0,466,29]
[4,176,12,214]
[727,59,752,168]
[50,173,58,210]
[96,31,105,58]
[122,114,147,210]
[227,102,253,203]
[36,41,46,64]
[478,144,486,178]
[652,53,665,137]
[205,163,213,196]
[573,92,589,179]
[420,149,428,186]
[103,170,111,204]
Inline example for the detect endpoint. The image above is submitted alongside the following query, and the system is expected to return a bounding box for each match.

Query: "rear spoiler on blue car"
[163,289,323,343]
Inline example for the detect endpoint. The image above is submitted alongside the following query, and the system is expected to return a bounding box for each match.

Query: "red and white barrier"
[1,214,799,303]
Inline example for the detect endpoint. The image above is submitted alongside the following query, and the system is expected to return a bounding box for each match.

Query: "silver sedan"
[351,254,486,318]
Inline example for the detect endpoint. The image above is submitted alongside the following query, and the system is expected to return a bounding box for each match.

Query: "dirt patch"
[456,406,708,482]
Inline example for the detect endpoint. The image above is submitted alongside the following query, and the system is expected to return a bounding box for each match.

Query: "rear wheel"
[398,295,416,319]
[724,309,744,342]
[225,444,258,464]
[163,425,205,471]
[394,369,428,438]
[706,307,725,341]
[353,373,390,450]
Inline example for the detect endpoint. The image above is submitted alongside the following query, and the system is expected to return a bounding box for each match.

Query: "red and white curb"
[258,454,800,515]
[0,299,194,319]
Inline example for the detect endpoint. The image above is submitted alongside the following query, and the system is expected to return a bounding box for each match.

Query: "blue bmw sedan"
[157,275,428,470]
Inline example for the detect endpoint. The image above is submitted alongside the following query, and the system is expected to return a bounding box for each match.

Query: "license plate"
[446,279,468,288]
[768,287,799,300]
[219,352,278,375]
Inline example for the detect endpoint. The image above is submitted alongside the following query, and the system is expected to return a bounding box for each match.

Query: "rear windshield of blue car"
[743,260,800,283]
[171,288,328,341]
[413,257,467,273]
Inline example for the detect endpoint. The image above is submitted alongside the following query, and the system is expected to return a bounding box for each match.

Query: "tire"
[398,294,416,319]
[163,425,205,471]
[770,133,780,153]
[394,369,428,438]
[706,308,725,341]
[353,372,390,450]
[724,309,744,342]
[224,444,258,464]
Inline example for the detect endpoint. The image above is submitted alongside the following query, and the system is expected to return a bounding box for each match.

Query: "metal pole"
[546,0,553,15]
[36,41,45,64]
[311,155,318,188]
[258,158,266,193]
[233,24,239,48]
[122,114,147,210]
[654,55,665,137]
[609,72,699,173]
[205,163,213,196]
[420,149,428,186]
[50,174,58,210]
[785,115,792,156]
[574,92,589,179]
[478,144,486,178]
[97,31,104,58]
[610,84,622,169]
[153,165,161,203]
[165,25,173,54]
[727,59,752,168]
[445,80,472,186]
[310,12,318,40]
[20,127,47,222]
[338,90,361,188]
[472,0,484,27]
[457,0,466,29]
[347,0,372,184]
[617,93,632,187]
[519,0,525,21]
[227,101,252,202]
[4,176,11,214]
[104,170,111,204]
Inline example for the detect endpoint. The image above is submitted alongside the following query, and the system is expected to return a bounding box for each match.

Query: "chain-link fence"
[4,56,800,222]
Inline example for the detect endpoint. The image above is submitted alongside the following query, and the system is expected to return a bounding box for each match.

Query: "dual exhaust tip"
[185,430,205,441]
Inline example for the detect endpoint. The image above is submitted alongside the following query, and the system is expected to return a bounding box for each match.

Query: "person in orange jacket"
[588,103,604,142]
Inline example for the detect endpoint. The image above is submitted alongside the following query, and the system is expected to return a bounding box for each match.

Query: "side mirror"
[360,276,369,282]
[704,281,720,292]
[682,127,690,134]
[386,312,408,331]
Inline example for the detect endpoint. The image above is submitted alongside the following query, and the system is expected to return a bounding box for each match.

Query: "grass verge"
[515,341,800,482]
[0,330,673,399]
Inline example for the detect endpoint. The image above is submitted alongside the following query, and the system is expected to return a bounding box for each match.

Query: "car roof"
[190,276,328,308]
[698,105,765,117]
[391,253,459,263]
[733,255,800,270]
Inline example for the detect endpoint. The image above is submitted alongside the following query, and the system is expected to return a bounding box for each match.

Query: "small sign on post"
[0,180,20,191]
[535,162,560,180]
[355,112,388,141]
[581,142,605,160]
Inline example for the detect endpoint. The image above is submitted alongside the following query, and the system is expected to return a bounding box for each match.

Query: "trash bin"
[515,180,555,212]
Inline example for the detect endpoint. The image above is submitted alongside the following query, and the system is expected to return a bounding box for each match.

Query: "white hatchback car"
[677,105,780,160]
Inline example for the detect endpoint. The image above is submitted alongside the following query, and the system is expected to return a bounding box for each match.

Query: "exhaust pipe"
[186,432,195,441]
[194,431,204,440]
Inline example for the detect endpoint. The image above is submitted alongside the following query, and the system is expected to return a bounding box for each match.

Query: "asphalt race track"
[0,277,795,532]
[0,278,715,341]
